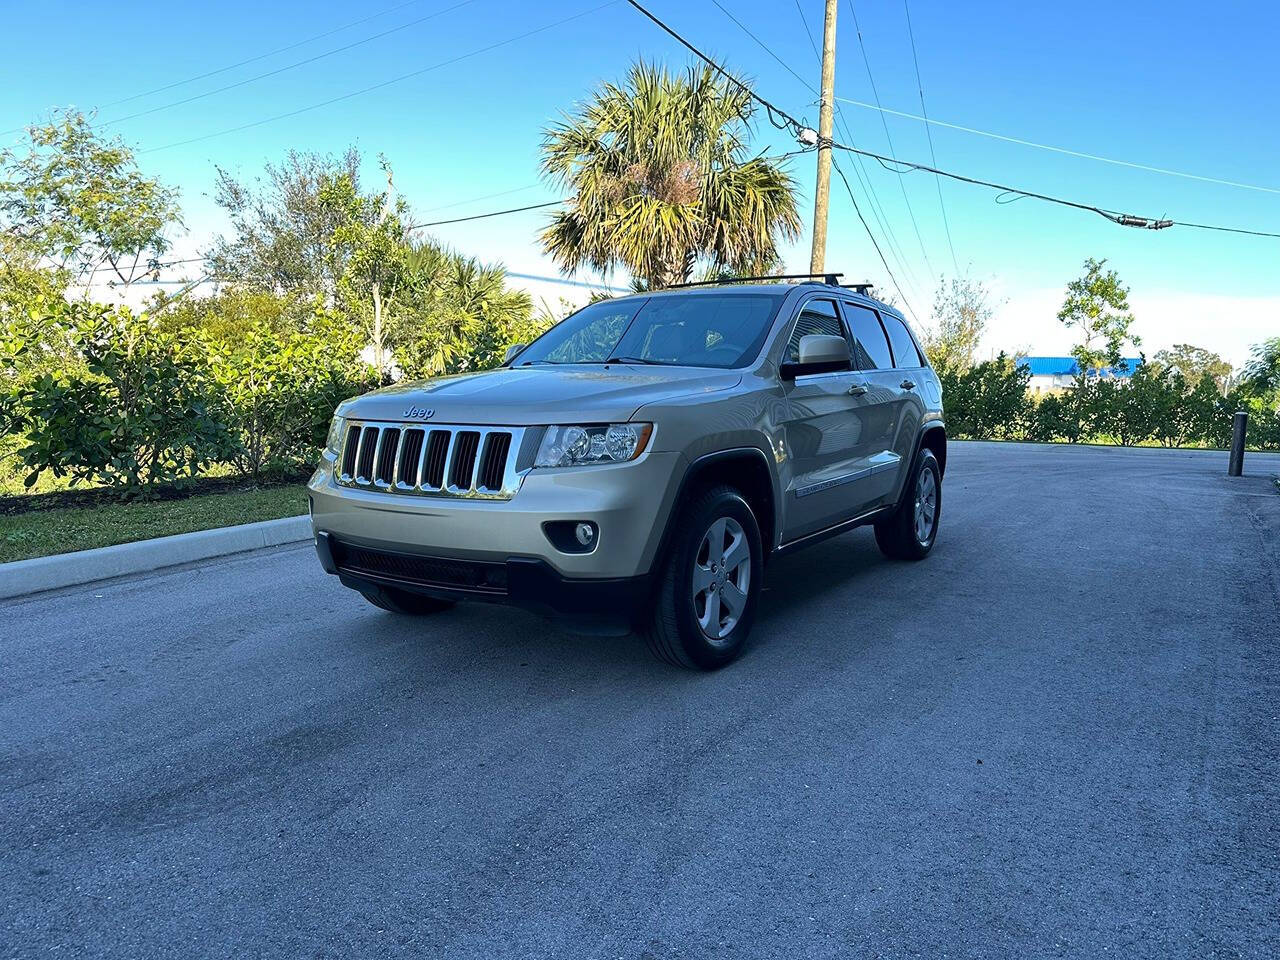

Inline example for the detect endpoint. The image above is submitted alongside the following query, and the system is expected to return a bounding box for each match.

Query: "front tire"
[360,584,456,615]
[642,485,764,669]
[874,447,941,561]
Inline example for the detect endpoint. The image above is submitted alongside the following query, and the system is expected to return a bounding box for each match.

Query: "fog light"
[542,520,599,554]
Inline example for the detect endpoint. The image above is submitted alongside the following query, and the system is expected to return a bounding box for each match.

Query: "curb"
[0,515,311,601]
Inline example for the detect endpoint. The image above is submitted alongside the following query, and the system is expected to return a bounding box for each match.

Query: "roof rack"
[664,272,843,289]
[840,282,875,295]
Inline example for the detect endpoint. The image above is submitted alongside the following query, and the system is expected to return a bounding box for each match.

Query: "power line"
[409,200,560,228]
[830,139,1280,237]
[843,0,935,278]
[507,271,629,293]
[622,0,804,138]
[790,0,926,305]
[100,0,478,129]
[420,182,542,213]
[1168,219,1280,239]
[140,2,617,154]
[0,0,430,136]
[831,154,918,322]
[901,0,958,273]
[833,96,1280,197]
[624,0,1279,240]
[709,0,812,91]
[699,0,922,310]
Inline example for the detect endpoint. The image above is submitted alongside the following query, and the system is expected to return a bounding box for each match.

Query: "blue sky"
[3,0,1277,363]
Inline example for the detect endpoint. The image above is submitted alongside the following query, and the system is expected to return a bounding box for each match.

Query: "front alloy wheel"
[643,485,763,669]
[692,517,752,641]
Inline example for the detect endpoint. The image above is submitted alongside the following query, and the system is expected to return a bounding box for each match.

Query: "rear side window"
[785,298,844,362]
[844,303,893,370]
[880,313,924,368]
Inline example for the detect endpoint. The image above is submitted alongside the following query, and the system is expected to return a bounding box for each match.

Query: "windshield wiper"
[517,359,560,366]
[605,355,665,365]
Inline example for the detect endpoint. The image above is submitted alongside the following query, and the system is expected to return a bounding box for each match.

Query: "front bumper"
[315,531,651,634]
[308,448,685,629]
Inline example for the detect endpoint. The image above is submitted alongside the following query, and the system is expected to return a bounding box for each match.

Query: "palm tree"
[393,240,534,378]
[540,61,802,289]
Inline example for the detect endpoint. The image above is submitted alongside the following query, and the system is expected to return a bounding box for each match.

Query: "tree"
[1241,337,1280,406]
[1152,343,1232,392]
[0,109,180,293]
[540,61,801,288]
[206,312,375,479]
[393,241,535,379]
[205,148,367,300]
[0,233,67,322]
[935,353,1030,439]
[321,159,410,375]
[1056,258,1140,380]
[922,276,997,373]
[154,287,310,345]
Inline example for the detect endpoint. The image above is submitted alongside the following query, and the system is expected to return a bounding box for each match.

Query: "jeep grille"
[336,422,526,500]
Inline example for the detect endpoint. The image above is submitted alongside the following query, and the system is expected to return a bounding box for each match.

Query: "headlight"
[325,415,346,454]
[534,423,653,467]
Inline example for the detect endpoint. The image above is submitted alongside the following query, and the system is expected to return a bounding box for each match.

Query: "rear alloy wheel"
[360,584,456,615]
[874,447,941,561]
[643,485,763,669]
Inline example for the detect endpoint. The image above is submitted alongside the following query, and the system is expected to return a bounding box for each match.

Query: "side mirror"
[779,334,851,379]
[503,343,526,364]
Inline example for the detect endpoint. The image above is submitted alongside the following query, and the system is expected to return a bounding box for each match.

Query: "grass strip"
[0,485,308,564]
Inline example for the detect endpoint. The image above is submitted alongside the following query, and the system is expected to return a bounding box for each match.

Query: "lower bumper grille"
[330,539,508,595]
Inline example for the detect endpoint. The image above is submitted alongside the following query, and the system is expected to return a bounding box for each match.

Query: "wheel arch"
[888,422,947,510]
[658,447,780,564]
[920,422,947,477]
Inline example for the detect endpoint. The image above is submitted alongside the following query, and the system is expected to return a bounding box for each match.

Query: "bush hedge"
[938,356,1280,451]
[2,302,376,493]
[3,304,1276,500]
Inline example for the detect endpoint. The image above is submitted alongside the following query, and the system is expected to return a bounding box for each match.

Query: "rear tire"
[642,485,763,670]
[874,447,941,561]
[360,585,456,615]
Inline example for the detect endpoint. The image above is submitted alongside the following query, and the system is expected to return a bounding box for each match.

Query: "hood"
[339,365,743,425]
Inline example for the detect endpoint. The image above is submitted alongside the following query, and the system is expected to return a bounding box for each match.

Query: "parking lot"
[2,441,1278,959]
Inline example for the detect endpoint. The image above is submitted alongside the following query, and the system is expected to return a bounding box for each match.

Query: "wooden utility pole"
[809,0,838,274]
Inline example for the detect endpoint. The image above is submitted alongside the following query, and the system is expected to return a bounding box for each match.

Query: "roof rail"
[663,272,844,289]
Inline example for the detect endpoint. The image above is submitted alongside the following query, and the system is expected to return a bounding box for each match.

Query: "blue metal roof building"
[1019,356,1144,379]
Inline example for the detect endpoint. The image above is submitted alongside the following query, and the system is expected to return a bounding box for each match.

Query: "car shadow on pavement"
[328,528,896,676]
[755,529,890,623]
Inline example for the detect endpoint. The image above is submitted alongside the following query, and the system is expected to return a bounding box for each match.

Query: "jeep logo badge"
[402,406,435,420]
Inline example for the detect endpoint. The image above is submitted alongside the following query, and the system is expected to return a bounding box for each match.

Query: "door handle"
[900,379,916,390]
[847,383,868,397]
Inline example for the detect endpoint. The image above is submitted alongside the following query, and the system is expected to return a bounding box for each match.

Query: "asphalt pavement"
[2,441,1278,959]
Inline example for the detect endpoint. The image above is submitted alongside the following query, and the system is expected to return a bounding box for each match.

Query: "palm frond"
[538,59,799,288]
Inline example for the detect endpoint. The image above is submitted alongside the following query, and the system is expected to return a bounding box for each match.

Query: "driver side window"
[543,309,632,363]
[785,298,844,363]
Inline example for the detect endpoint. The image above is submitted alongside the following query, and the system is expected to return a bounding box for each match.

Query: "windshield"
[511,291,787,369]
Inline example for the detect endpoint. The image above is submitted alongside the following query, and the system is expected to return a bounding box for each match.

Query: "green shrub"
[9,302,228,491]
[207,314,375,478]
[1095,370,1164,446]
[1028,392,1077,443]
[938,353,1031,440]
